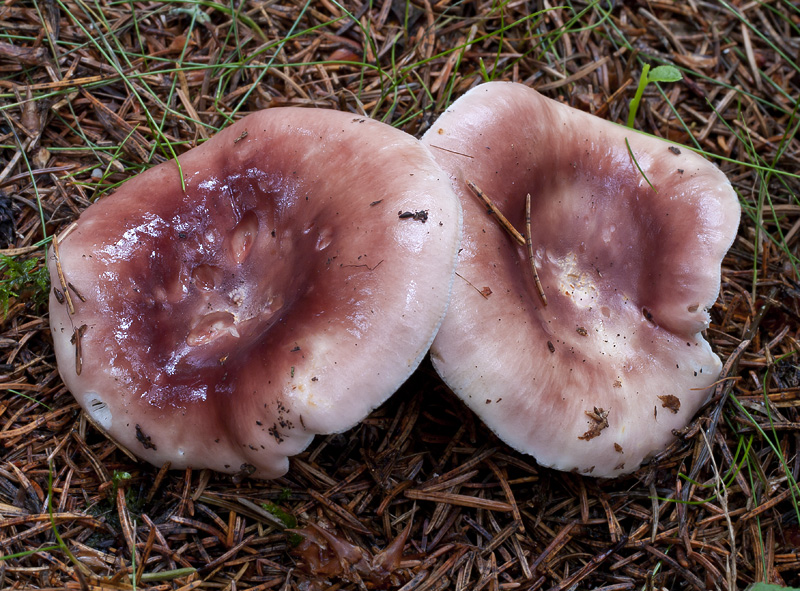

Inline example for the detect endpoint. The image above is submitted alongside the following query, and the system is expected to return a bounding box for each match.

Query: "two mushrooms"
[48,82,740,480]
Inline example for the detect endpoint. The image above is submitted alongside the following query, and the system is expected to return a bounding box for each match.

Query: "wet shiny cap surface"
[49,108,461,479]
[422,82,740,477]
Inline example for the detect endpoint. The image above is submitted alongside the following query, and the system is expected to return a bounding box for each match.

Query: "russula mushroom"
[49,107,461,479]
[421,82,740,477]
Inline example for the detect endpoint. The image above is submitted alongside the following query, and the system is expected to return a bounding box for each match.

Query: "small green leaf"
[647,65,682,83]
[169,6,212,24]
[112,470,132,488]
[261,502,303,546]
[747,584,800,591]
[260,502,297,529]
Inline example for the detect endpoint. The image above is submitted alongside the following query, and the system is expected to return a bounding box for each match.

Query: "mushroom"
[49,107,461,479]
[421,82,740,477]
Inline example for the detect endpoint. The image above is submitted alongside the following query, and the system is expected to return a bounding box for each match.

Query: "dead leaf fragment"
[578,407,609,441]
[658,394,681,414]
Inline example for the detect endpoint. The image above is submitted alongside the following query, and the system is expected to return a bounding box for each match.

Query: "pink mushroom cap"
[422,82,740,477]
[49,107,461,479]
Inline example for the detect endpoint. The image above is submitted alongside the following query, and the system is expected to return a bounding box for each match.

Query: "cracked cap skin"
[49,107,462,480]
[422,82,740,477]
